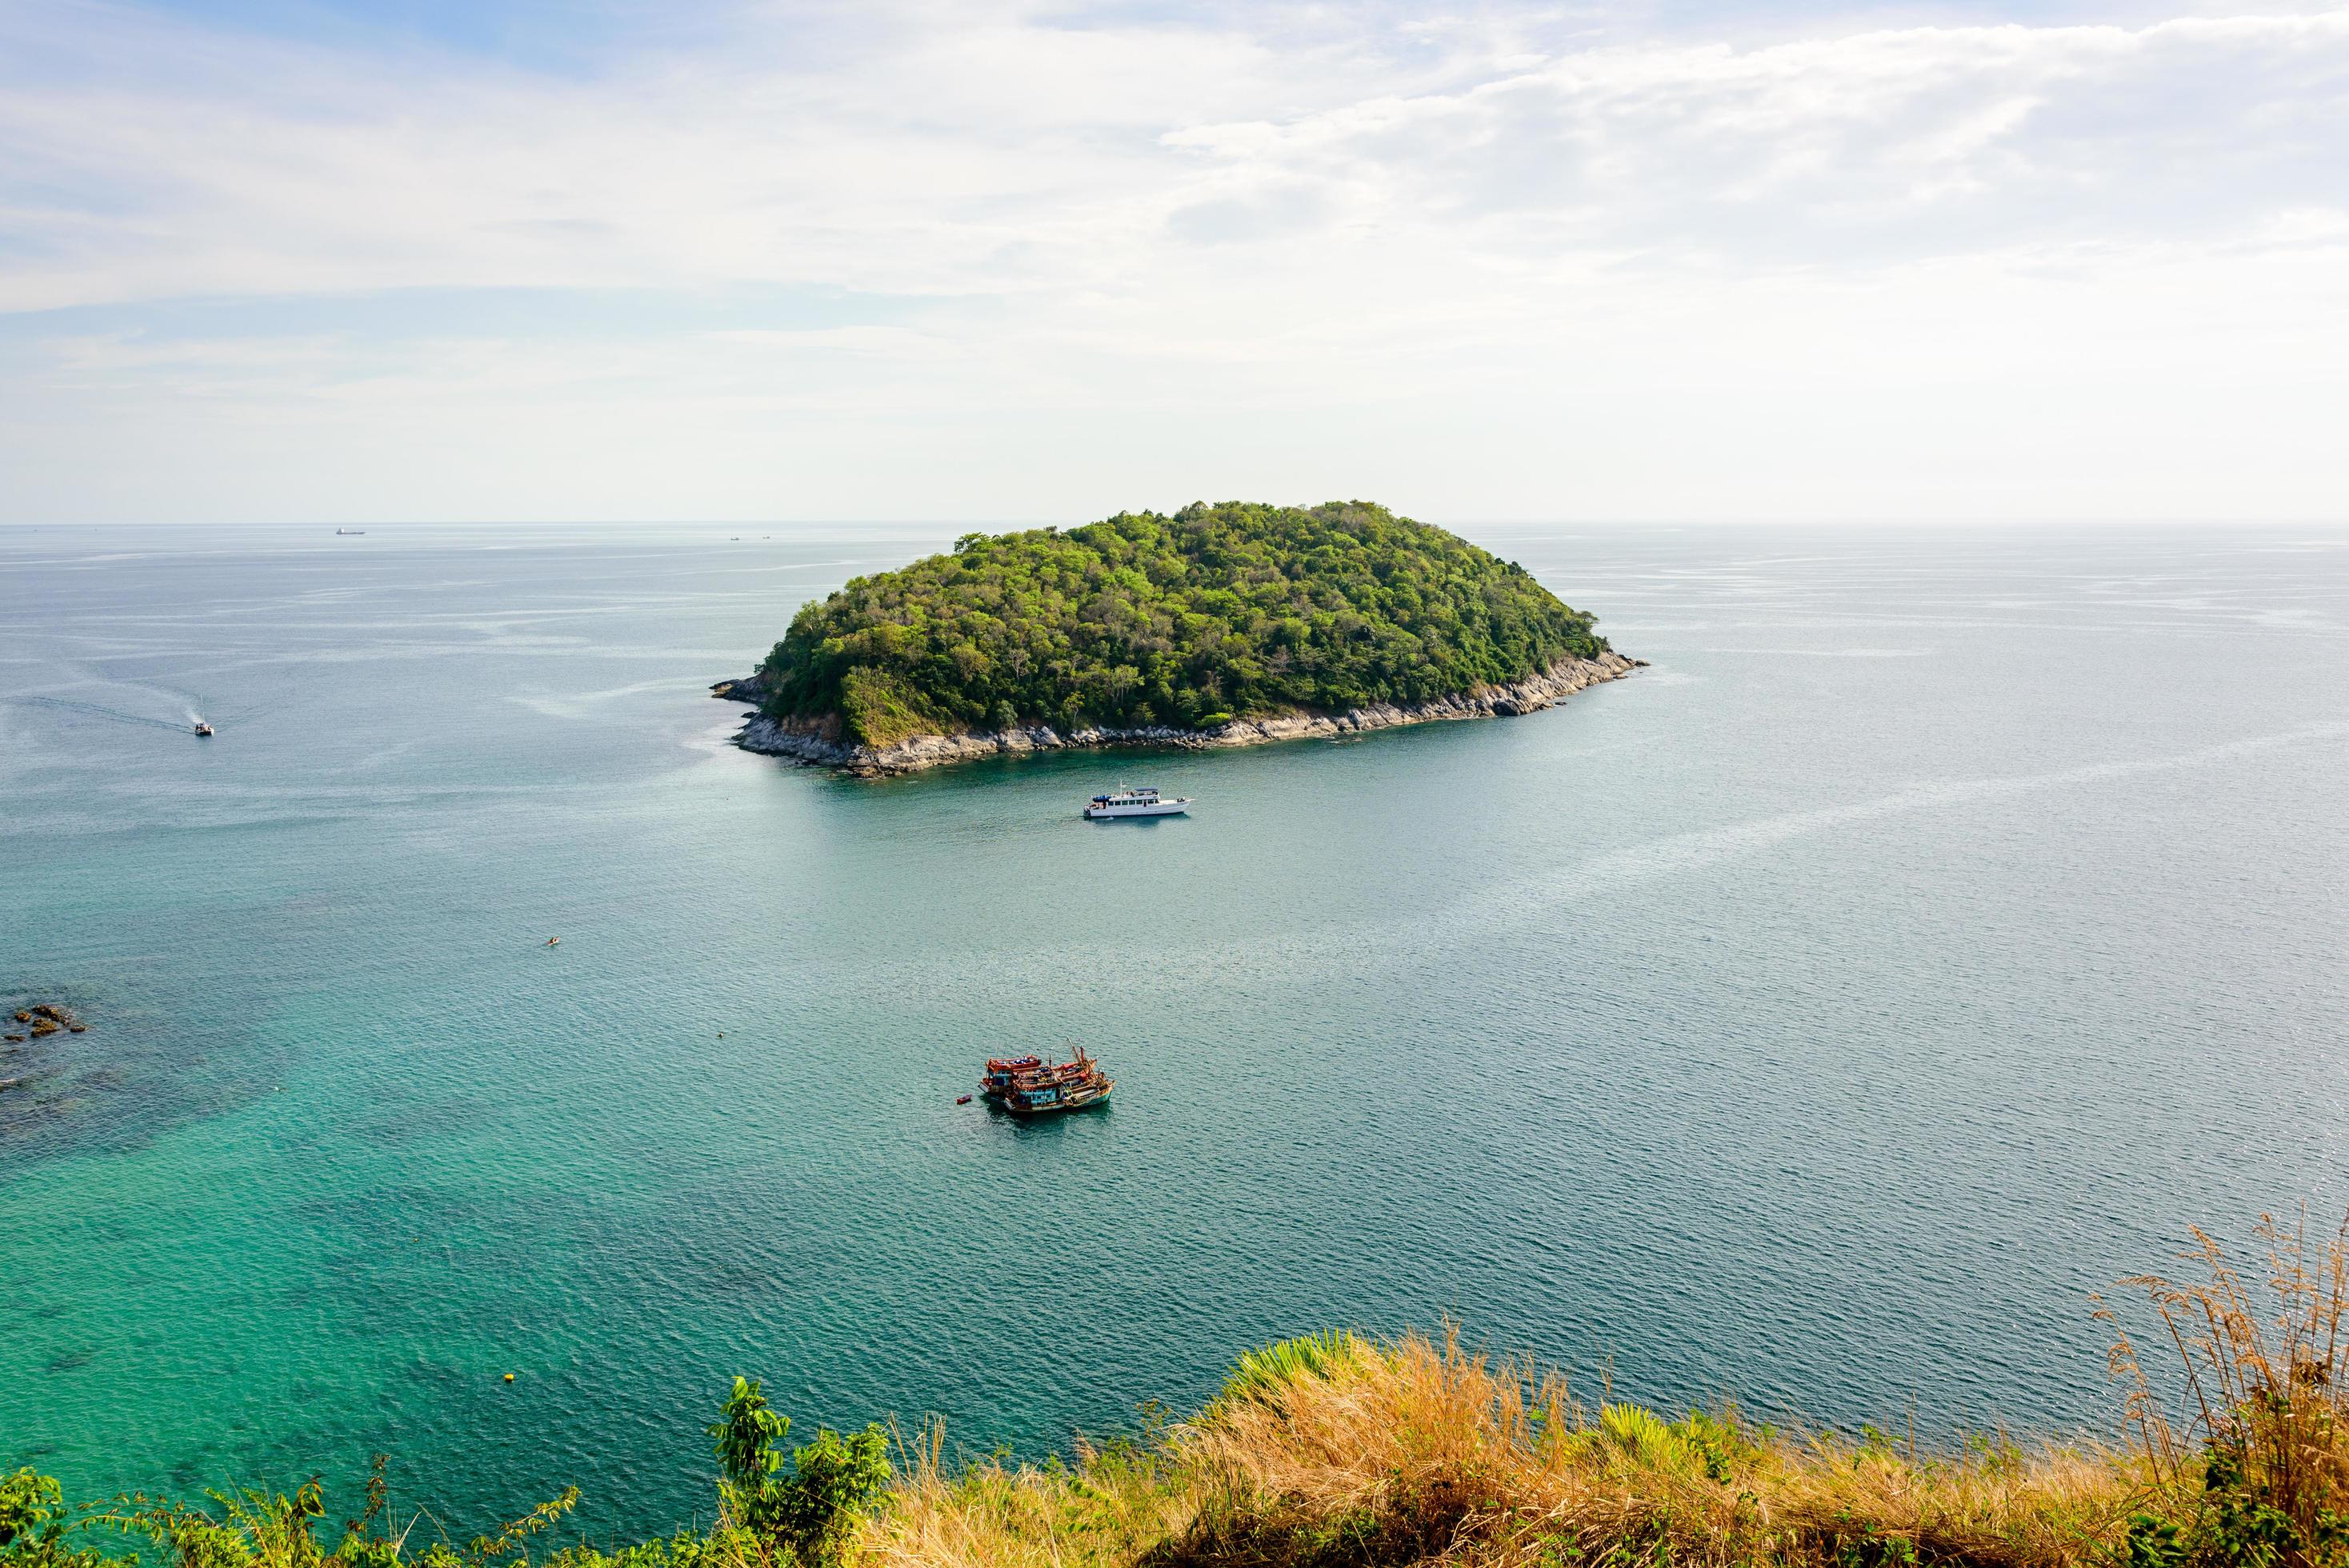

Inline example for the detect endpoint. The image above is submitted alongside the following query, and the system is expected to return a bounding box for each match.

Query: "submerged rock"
[10,1002,86,1041]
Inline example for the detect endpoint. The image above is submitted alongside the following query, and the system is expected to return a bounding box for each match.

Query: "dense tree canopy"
[756,500,1608,746]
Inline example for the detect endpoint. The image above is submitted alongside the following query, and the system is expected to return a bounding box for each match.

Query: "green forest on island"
[754,501,1609,746]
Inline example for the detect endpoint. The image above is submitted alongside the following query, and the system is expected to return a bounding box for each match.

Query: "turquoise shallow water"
[3,522,2346,1537]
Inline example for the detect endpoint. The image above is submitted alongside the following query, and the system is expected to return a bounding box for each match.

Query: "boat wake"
[10,695,195,734]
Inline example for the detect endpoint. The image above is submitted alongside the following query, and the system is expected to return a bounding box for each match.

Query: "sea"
[2,521,2344,1539]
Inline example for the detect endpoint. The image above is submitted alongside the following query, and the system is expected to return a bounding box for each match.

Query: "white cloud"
[0,0,2345,520]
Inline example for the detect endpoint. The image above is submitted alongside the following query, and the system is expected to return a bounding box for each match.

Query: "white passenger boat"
[1083,786,1190,820]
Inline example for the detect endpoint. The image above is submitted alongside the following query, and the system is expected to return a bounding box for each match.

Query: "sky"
[1,0,2344,524]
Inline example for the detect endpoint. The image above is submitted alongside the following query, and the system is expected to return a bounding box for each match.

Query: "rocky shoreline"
[714,650,1641,776]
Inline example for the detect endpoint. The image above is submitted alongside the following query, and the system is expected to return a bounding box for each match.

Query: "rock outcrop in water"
[2,1002,86,1098]
[718,650,1639,776]
[11,1003,84,1039]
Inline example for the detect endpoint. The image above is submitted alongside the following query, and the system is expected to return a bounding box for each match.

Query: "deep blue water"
[2,522,2344,1538]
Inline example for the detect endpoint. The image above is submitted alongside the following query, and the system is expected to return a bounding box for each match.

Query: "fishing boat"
[981,1050,1114,1115]
[334,528,366,536]
[193,721,214,737]
[1083,786,1189,820]
[979,1054,1042,1102]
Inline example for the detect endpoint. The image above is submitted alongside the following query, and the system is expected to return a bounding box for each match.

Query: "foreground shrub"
[2104,1209,2349,1568]
[17,1207,2349,1568]
[1,1467,104,1568]
[0,1378,882,1568]
[711,1378,889,1568]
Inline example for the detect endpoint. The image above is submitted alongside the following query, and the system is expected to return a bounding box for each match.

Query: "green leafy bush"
[97,1460,582,1568]
[710,1378,889,1568]
[0,1381,884,1568]
[756,501,1607,745]
[1,1467,102,1568]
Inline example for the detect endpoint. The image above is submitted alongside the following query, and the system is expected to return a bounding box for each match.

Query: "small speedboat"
[193,721,214,737]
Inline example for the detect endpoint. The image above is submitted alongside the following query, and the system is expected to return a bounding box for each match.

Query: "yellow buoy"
[504,1373,515,1382]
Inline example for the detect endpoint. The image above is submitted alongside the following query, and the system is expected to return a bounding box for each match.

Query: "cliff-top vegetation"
[8,1209,2347,1568]
[752,502,1609,747]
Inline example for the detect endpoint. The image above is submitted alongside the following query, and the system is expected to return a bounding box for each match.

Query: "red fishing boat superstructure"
[980,1050,1114,1116]
[980,1055,1042,1101]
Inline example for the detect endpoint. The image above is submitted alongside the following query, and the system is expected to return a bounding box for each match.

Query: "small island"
[719,499,1637,774]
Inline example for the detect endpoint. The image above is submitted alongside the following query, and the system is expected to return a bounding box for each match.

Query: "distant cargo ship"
[335,528,366,536]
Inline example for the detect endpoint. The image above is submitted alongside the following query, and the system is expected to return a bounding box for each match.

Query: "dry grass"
[865,1423,1195,1568]
[870,1329,2142,1568]
[2100,1207,2349,1566]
